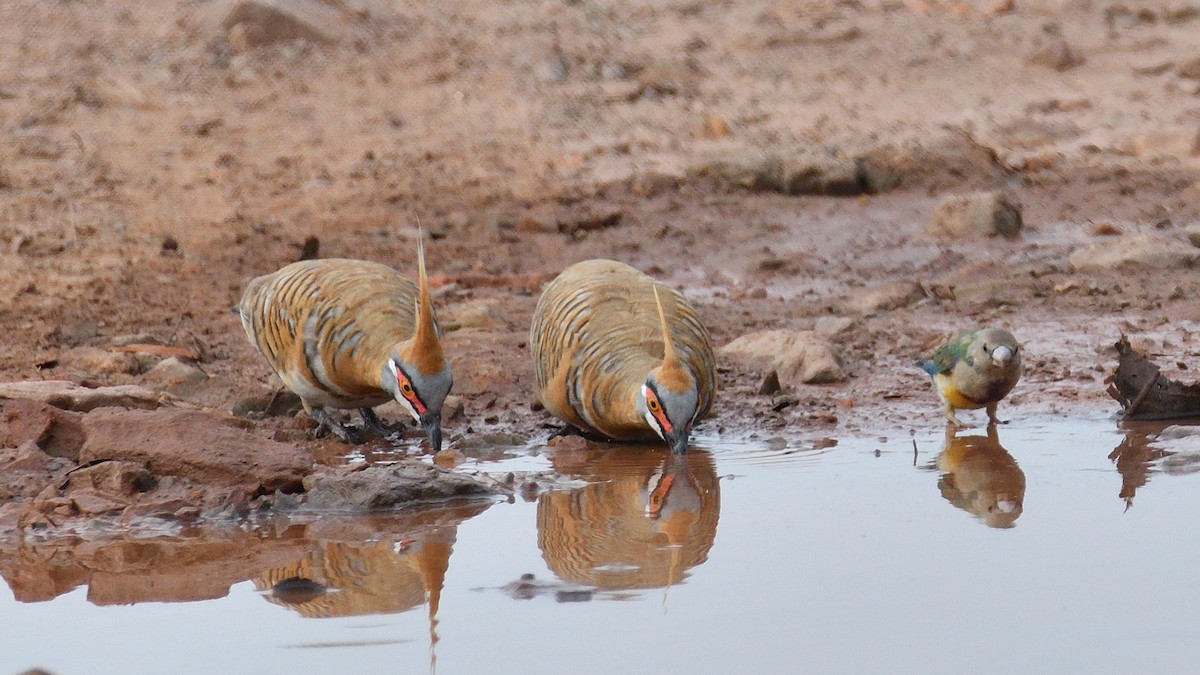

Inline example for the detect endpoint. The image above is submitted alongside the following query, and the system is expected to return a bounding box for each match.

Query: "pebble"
[926,191,1023,239]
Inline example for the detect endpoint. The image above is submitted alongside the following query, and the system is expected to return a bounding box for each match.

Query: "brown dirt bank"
[3,1,1200,533]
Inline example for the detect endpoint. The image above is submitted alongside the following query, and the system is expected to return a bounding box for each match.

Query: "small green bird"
[917,328,1022,427]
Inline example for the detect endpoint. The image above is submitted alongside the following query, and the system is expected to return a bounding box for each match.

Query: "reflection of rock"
[1108,423,1178,509]
[537,446,720,590]
[936,426,1025,528]
[0,502,487,611]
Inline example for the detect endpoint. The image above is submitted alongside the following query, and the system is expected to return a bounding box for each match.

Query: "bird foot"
[358,408,406,439]
[946,416,971,430]
[310,409,363,444]
[548,424,586,440]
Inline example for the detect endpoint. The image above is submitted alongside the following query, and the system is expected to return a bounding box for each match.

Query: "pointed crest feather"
[411,220,445,375]
[653,286,692,392]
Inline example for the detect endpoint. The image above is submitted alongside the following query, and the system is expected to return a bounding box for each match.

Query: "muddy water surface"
[4,414,1200,674]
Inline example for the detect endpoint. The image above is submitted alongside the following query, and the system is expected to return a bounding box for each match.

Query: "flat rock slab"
[0,380,164,412]
[720,329,847,385]
[302,461,499,510]
[81,408,312,493]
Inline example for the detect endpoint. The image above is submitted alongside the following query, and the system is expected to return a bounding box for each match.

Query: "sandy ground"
[3,0,1200,464]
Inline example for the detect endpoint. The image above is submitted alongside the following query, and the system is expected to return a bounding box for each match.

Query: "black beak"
[666,429,690,455]
[421,413,442,453]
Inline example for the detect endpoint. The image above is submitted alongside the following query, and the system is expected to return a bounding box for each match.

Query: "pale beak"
[992,345,1014,367]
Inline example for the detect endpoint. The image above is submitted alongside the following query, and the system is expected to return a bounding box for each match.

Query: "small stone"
[1027,35,1084,72]
[927,192,1023,239]
[1186,224,1200,248]
[548,434,589,452]
[698,115,732,139]
[847,281,923,315]
[222,0,346,48]
[758,371,782,396]
[442,299,507,331]
[1125,129,1200,159]
[57,347,141,377]
[557,207,623,238]
[442,395,466,422]
[783,155,864,196]
[771,393,799,412]
[536,53,569,83]
[1178,56,1200,80]
[1068,233,1200,271]
[140,357,208,394]
[814,316,855,338]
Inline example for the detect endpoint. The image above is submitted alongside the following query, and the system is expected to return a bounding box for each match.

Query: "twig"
[1125,372,1159,419]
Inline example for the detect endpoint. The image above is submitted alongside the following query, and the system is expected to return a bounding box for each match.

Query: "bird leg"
[358,407,406,439]
[309,407,363,444]
[944,402,970,429]
[986,403,1008,425]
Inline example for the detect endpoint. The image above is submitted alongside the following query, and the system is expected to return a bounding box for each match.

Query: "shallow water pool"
[3,413,1200,674]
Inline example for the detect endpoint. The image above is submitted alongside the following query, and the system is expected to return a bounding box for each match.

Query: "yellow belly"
[936,374,984,410]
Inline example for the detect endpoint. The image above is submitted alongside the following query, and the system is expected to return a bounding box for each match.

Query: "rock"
[1125,129,1200,160]
[631,61,698,99]
[1178,56,1200,80]
[221,0,346,49]
[547,434,590,452]
[629,171,681,197]
[782,156,864,196]
[80,408,311,492]
[139,357,208,394]
[698,115,732,139]
[230,390,303,418]
[1,399,85,460]
[927,192,1022,239]
[720,330,846,385]
[1068,233,1200,271]
[689,151,872,196]
[0,440,57,472]
[557,206,623,238]
[689,151,783,191]
[847,280,923,315]
[535,52,569,83]
[61,460,157,497]
[58,346,141,376]
[0,381,164,412]
[951,278,1037,306]
[814,316,856,338]
[301,461,497,510]
[757,371,782,396]
[442,395,466,422]
[442,299,509,331]
[1186,224,1200,248]
[1027,36,1084,71]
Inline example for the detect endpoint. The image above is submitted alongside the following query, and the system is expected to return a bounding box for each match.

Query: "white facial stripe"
[396,392,421,423]
[644,411,666,440]
[390,360,421,422]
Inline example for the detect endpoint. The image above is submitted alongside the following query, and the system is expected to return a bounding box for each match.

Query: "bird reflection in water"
[936,425,1026,528]
[537,445,720,592]
[253,502,488,672]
